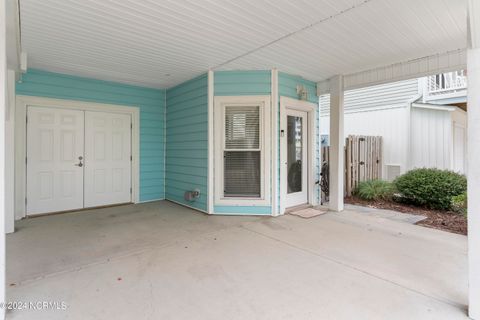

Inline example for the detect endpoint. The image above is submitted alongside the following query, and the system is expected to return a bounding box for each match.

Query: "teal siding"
[214,206,272,215]
[214,71,271,96]
[278,72,319,206]
[279,72,317,104]
[16,69,166,202]
[166,74,208,211]
[213,70,272,215]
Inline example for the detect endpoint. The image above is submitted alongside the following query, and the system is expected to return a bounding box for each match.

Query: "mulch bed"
[345,196,467,235]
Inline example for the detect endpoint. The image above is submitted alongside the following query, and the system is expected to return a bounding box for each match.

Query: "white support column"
[468,46,480,320]
[329,75,344,212]
[0,0,8,316]
[5,69,14,234]
[468,1,480,318]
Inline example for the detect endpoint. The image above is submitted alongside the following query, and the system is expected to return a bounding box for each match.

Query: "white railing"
[426,71,467,96]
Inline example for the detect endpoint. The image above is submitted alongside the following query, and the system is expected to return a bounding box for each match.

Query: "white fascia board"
[317,49,467,95]
[411,103,456,112]
[320,104,408,117]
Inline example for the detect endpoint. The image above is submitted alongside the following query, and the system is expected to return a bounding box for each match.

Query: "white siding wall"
[320,78,420,179]
[320,78,420,114]
[410,107,452,171]
[319,79,465,179]
[321,107,409,179]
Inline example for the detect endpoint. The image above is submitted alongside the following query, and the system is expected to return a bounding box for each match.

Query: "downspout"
[405,92,423,173]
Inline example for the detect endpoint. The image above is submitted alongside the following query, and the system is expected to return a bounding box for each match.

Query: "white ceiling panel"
[19,0,467,88]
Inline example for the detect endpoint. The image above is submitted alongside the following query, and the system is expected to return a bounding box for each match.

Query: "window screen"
[224,151,260,197]
[224,106,261,198]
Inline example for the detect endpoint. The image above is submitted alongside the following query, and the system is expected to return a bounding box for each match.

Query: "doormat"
[289,208,327,219]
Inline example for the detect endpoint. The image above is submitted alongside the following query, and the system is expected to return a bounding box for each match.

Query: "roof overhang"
[17,0,468,88]
[317,49,467,95]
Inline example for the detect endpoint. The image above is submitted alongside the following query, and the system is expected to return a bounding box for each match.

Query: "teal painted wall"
[165,74,208,211]
[278,72,319,207]
[278,72,318,104]
[16,69,166,202]
[214,206,272,215]
[16,69,318,215]
[214,70,271,96]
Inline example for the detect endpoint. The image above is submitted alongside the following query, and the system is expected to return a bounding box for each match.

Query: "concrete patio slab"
[7,201,260,285]
[6,201,468,319]
[345,204,427,224]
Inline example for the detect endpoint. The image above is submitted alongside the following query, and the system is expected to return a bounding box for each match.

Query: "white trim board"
[411,103,456,112]
[279,96,318,215]
[271,69,279,216]
[207,70,214,214]
[15,95,141,220]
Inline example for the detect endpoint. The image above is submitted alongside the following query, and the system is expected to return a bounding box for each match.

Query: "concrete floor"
[6,201,468,319]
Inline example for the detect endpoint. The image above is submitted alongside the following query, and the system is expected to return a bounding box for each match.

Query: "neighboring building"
[320,71,467,180]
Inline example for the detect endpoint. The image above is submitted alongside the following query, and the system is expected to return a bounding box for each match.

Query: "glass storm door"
[285,109,308,208]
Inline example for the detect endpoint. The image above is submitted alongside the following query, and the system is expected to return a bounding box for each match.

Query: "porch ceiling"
[19,0,467,88]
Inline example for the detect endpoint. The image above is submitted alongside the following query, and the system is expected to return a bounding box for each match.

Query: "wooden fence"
[321,135,382,201]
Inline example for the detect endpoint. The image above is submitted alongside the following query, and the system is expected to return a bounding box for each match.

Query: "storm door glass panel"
[287,115,303,193]
[224,106,261,197]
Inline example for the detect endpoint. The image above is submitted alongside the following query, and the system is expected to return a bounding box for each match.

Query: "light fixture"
[296,85,308,101]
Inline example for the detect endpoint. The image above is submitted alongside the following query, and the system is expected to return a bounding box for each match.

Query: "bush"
[393,168,466,210]
[355,180,395,201]
[451,192,467,216]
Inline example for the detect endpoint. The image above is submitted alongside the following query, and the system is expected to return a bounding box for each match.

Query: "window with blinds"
[224,106,261,197]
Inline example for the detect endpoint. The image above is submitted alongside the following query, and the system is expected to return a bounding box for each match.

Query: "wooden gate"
[321,135,383,202]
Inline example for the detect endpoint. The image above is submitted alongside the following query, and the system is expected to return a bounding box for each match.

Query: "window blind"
[223,106,261,198]
[225,106,259,149]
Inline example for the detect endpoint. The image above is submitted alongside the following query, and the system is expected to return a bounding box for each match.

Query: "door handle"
[74,156,83,167]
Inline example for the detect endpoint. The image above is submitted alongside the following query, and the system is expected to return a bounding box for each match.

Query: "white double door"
[26,107,132,215]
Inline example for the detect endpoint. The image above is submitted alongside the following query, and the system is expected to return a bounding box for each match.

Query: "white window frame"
[214,96,271,206]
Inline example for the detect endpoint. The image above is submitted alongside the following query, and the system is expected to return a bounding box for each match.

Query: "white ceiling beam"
[6,0,21,73]
[469,0,480,49]
[317,49,467,95]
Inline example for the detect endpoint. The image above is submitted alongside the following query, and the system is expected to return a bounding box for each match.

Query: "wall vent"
[385,164,401,182]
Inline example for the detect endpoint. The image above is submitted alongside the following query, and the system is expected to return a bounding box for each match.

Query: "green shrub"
[355,180,394,201]
[393,168,466,210]
[451,192,467,216]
